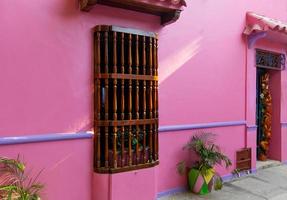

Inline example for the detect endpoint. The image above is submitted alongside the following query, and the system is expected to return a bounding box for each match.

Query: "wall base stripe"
[159,120,246,133]
[0,132,93,145]
[157,187,187,199]
[157,169,257,198]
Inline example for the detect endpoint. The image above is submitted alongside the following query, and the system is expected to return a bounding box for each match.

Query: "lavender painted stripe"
[159,121,246,133]
[0,132,93,145]
[157,187,187,198]
[221,168,257,182]
[281,122,287,127]
[247,125,257,131]
[157,169,257,198]
[1,120,247,144]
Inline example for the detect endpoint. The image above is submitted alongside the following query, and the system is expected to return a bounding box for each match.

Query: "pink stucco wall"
[93,167,158,200]
[1,0,287,199]
[0,139,93,200]
[269,70,281,160]
[1,1,286,135]
[0,0,160,136]
[158,126,245,192]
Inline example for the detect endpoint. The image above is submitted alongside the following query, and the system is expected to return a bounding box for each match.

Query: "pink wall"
[158,126,245,192]
[93,167,157,200]
[158,0,287,194]
[269,70,281,160]
[0,139,93,200]
[1,0,287,199]
[0,0,160,136]
[158,0,286,126]
[1,0,286,135]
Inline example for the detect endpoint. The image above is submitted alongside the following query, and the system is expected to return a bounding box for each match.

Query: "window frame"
[94,25,159,174]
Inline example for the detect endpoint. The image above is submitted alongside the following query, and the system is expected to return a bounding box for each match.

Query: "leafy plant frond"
[182,132,232,171]
[176,161,186,176]
[0,156,44,200]
[177,132,232,191]
[214,175,223,190]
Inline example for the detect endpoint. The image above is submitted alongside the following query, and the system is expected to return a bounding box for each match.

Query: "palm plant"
[177,132,232,192]
[185,132,231,172]
[0,156,43,200]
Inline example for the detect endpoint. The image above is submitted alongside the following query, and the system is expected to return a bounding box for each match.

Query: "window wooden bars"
[94,25,159,173]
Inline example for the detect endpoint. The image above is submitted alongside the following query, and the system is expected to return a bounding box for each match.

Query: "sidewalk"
[158,164,287,200]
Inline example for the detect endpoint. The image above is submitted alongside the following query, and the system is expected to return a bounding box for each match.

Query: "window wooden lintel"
[80,0,186,25]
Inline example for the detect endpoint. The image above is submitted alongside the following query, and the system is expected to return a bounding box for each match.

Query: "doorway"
[256,68,270,161]
[256,68,281,164]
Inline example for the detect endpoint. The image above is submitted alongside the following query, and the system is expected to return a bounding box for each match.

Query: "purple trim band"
[157,187,187,198]
[0,132,93,145]
[158,168,257,198]
[247,125,257,131]
[221,168,257,182]
[159,120,246,133]
[0,120,249,144]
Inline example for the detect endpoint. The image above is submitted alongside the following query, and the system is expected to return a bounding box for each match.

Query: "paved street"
[158,165,287,200]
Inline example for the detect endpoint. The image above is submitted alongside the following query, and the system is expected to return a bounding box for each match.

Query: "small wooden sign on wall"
[236,148,252,171]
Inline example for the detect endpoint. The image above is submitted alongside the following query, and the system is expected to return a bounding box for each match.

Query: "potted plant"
[109,128,150,168]
[0,156,44,200]
[177,132,232,195]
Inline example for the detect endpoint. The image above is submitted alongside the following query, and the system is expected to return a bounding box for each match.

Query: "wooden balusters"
[121,33,125,120]
[153,38,158,161]
[135,35,140,120]
[128,34,132,120]
[148,37,154,161]
[149,37,153,75]
[149,125,153,161]
[154,123,158,160]
[121,32,125,75]
[95,32,101,168]
[142,36,147,163]
[113,127,117,168]
[142,36,147,120]
[135,35,140,164]
[104,31,110,168]
[121,126,125,167]
[128,34,132,77]
[94,26,159,173]
[154,38,158,118]
[120,32,125,167]
[113,32,118,120]
[128,127,132,166]
[113,32,118,168]
[104,97,109,169]
[128,34,133,166]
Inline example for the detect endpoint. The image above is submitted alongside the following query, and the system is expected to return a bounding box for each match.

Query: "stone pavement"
[158,165,287,200]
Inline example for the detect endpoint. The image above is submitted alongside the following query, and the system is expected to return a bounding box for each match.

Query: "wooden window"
[94,25,159,173]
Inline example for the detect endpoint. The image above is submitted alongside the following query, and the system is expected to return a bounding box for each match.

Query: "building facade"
[1,0,287,199]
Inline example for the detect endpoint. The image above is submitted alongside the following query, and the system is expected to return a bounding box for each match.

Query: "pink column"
[245,42,257,169]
